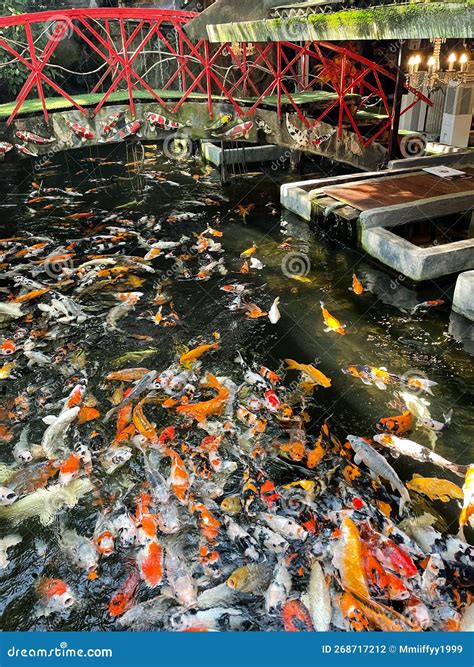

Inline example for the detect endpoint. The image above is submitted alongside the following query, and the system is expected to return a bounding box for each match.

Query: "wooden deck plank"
[323,169,474,211]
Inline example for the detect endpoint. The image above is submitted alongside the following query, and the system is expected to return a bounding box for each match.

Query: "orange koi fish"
[306,435,325,469]
[244,303,267,319]
[179,342,219,366]
[334,517,370,599]
[1,339,16,355]
[320,302,346,335]
[13,288,50,303]
[108,571,141,617]
[77,407,100,424]
[407,475,463,502]
[176,373,229,423]
[259,366,280,384]
[237,204,255,221]
[106,368,150,382]
[240,260,250,274]
[191,501,220,543]
[377,410,413,435]
[133,399,158,443]
[459,465,474,539]
[351,273,364,295]
[138,540,164,588]
[165,447,190,503]
[285,359,331,388]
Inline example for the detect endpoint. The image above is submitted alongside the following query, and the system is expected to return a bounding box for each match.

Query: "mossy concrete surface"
[207,3,473,41]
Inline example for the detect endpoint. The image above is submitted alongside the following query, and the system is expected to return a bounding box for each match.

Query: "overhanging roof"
[185,1,473,42]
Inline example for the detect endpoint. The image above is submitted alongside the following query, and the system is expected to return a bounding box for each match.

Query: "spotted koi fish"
[15,131,56,145]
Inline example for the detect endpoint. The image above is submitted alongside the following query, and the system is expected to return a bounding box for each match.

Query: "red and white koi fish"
[66,120,95,141]
[214,121,253,141]
[101,112,124,136]
[0,142,13,155]
[15,144,38,157]
[15,131,56,145]
[146,113,187,131]
[112,120,142,141]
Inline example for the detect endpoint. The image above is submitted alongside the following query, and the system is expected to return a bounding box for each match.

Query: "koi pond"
[0,143,472,632]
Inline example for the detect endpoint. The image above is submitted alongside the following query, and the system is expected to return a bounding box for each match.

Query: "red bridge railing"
[0,8,430,148]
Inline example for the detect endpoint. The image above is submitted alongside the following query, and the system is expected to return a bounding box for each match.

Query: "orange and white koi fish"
[190,500,220,543]
[137,540,164,588]
[37,578,75,613]
[1,339,16,355]
[165,447,190,503]
[59,453,81,485]
[94,530,115,557]
[320,302,346,335]
[343,365,392,390]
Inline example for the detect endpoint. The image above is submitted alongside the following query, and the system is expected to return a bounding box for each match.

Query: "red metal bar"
[119,18,135,118]
[276,43,282,121]
[204,41,213,118]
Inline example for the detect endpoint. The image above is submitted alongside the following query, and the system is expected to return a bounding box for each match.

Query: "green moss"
[213,2,472,41]
[303,3,472,39]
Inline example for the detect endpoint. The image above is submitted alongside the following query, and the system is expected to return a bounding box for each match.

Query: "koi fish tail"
[443,409,453,426]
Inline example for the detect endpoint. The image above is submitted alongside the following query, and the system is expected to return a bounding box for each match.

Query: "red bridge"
[0,7,430,158]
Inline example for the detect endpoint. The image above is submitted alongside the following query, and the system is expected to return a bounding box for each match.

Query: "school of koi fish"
[0,146,472,633]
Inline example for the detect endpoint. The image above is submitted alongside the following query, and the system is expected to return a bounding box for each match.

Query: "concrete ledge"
[453,270,474,321]
[280,186,313,221]
[388,150,474,171]
[361,227,474,282]
[201,141,286,166]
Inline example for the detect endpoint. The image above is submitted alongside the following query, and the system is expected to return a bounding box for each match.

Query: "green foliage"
[0,0,63,102]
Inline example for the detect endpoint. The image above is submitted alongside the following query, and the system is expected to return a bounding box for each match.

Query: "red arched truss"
[0,8,431,149]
